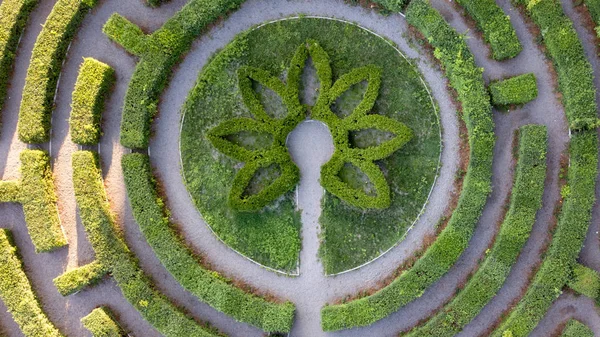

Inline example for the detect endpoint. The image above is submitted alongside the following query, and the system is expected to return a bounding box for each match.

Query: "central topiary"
[208,40,412,211]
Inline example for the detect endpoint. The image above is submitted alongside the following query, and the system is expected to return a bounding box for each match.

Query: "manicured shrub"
[0,229,63,337]
[489,73,538,106]
[103,0,245,149]
[53,261,107,296]
[18,0,98,143]
[72,151,221,337]
[70,58,115,145]
[20,150,67,252]
[405,124,547,337]
[0,0,38,116]
[584,0,600,34]
[102,14,147,56]
[560,320,594,337]
[456,0,522,60]
[370,0,410,12]
[321,0,495,330]
[568,264,600,298]
[0,180,21,202]
[81,307,125,337]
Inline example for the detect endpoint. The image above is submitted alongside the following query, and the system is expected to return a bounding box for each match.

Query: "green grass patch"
[53,260,107,296]
[70,58,115,145]
[560,320,594,337]
[321,0,494,329]
[405,124,547,337]
[489,73,538,106]
[81,307,125,337]
[0,229,63,337]
[72,151,222,337]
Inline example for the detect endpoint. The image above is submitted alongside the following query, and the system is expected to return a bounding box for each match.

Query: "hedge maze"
[0,0,600,336]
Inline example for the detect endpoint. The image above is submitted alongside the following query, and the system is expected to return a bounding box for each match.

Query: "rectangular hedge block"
[53,260,107,296]
[102,14,147,56]
[0,181,21,203]
[70,58,115,145]
[568,264,600,298]
[489,73,538,106]
[81,307,125,337]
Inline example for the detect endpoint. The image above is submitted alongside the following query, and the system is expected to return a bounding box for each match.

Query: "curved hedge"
[560,320,594,337]
[0,229,63,337]
[81,307,125,337]
[321,0,495,330]
[18,0,98,143]
[72,151,221,337]
[405,124,547,337]
[122,153,295,333]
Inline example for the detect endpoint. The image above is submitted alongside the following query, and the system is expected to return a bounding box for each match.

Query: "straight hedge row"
[18,0,98,144]
[81,307,126,337]
[122,153,295,333]
[72,151,221,337]
[53,260,107,296]
[455,0,522,60]
[405,124,547,337]
[321,0,495,330]
[489,73,538,106]
[70,58,115,145]
[0,0,38,115]
[0,229,63,337]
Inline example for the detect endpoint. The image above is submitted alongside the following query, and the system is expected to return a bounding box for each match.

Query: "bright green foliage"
[490,73,538,106]
[405,124,547,337]
[321,0,495,329]
[20,150,67,252]
[72,151,221,337]
[0,229,63,337]
[568,264,600,298]
[70,58,115,145]
[18,0,98,143]
[102,0,246,148]
[53,261,107,296]
[81,307,125,337]
[0,0,38,116]
[122,153,295,333]
[560,320,594,337]
[102,14,147,56]
[456,0,522,60]
[0,181,21,203]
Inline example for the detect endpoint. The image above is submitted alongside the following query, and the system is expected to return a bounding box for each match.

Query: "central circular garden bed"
[180,17,440,274]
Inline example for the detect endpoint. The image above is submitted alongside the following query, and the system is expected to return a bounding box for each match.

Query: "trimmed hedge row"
[70,58,115,145]
[568,264,600,298]
[584,0,600,35]
[405,124,547,337]
[455,0,522,60]
[512,0,599,130]
[122,153,295,332]
[0,180,20,202]
[103,0,245,149]
[370,0,410,12]
[321,0,495,330]
[0,0,38,115]
[102,14,147,56]
[81,307,125,337]
[20,150,67,252]
[0,229,63,337]
[53,260,107,296]
[489,73,538,106]
[18,0,98,143]
[72,151,221,337]
[561,319,594,337]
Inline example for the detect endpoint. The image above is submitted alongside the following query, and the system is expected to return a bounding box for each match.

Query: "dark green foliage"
[72,151,221,337]
[321,0,494,329]
[20,150,67,252]
[560,320,594,337]
[53,261,107,296]
[18,0,98,143]
[406,124,547,337]
[145,0,168,8]
[102,0,246,148]
[81,307,125,337]
[70,58,115,145]
[584,0,600,35]
[370,0,410,12]
[0,229,63,337]
[456,0,522,60]
[102,14,147,56]
[0,181,20,202]
[0,0,38,120]
[489,73,538,106]
[122,153,295,333]
[568,264,600,298]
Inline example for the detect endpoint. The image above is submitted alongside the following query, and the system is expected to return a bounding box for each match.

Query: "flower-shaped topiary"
[207,40,413,211]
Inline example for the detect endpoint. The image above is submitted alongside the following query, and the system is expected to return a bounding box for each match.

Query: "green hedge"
[321,0,495,330]
[489,73,538,106]
[0,180,20,202]
[70,58,114,145]
[122,153,295,332]
[18,0,98,143]
[102,14,147,56]
[405,124,547,337]
[0,229,63,337]
[20,150,67,252]
[53,260,107,296]
[568,264,600,298]
[561,320,594,337]
[455,0,522,60]
[0,0,38,115]
[81,307,125,337]
[584,0,600,35]
[72,151,221,337]
[370,0,410,12]
[103,0,245,149]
